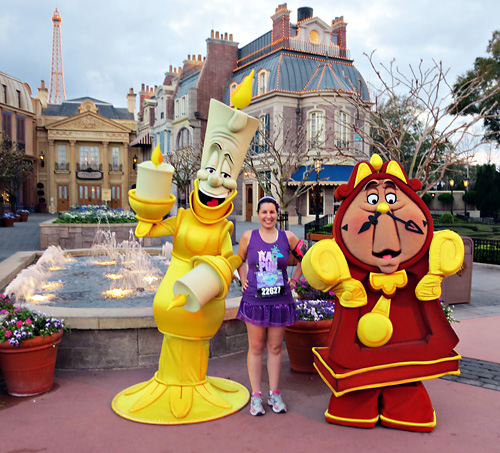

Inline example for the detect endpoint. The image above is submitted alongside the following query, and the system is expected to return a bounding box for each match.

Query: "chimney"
[126,88,136,116]
[332,16,348,50]
[271,3,290,45]
[37,80,48,108]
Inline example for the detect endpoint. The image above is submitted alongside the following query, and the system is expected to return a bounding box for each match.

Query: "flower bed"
[54,205,137,224]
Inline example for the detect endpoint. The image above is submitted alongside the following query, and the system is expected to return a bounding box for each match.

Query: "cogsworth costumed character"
[112,95,259,424]
[302,154,464,432]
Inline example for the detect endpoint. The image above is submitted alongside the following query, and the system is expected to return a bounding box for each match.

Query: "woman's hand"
[241,278,249,291]
[289,277,298,291]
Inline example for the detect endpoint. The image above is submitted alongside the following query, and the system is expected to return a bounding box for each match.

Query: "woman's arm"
[237,230,251,291]
[286,231,303,291]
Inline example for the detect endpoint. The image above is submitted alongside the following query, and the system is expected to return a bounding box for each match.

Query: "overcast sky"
[2,0,500,161]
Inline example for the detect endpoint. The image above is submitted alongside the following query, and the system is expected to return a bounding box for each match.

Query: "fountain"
[0,228,244,370]
[4,231,176,308]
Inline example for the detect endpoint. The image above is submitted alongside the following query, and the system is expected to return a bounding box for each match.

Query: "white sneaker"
[267,390,287,413]
[250,394,265,416]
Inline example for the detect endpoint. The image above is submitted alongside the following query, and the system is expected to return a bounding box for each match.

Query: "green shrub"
[438,192,454,204]
[422,193,432,205]
[439,212,455,224]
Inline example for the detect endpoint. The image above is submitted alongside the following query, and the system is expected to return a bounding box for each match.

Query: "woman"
[237,196,303,416]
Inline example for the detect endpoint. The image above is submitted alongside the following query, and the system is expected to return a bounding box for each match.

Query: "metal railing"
[304,214,334,238]
[473,238,500,265]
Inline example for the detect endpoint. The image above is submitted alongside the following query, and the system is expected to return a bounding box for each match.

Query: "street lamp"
[132,154,138,170]
[40,151,45,168]
[449,179,454,216]
[464,179,469,219]
[314,154,322,225]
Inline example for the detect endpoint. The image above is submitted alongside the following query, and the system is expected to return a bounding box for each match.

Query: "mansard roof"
[42,97,134,120]
[224,50,369,103]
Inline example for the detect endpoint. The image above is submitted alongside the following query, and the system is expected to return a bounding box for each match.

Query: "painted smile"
[372,249,401,260]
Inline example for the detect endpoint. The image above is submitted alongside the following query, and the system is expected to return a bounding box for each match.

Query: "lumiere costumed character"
[112,73,259,424]
[302,154,464,432]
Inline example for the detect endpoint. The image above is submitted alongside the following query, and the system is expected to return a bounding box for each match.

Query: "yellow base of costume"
[112,334,249,425]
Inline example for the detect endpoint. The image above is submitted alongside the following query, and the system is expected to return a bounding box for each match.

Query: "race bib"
[256,271,285,298]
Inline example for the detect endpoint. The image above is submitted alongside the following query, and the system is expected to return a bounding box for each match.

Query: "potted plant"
[1,212,16,227]
[285,278,335,373]
[18,209,29,222]
[0,294,69,396]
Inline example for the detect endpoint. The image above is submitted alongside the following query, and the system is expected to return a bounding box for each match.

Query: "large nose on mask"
[208,173,223,187]
[377,202,390,214]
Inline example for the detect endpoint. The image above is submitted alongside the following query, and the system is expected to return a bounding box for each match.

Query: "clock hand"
[386,212,424,234]
[358,211,382,234]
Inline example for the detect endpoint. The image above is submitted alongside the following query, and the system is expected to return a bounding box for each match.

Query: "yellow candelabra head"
[230,69,254,109]
[151,143,163,167]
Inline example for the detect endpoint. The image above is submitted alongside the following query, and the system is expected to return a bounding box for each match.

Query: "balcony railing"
[54,162,70,171]
[289,39,350,59]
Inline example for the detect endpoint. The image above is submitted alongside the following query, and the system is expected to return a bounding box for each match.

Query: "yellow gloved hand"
[415,274,444,301]
[128,189,176,237]
[415,230,464,302]
[334,278,368,308]
[303,239,367,307]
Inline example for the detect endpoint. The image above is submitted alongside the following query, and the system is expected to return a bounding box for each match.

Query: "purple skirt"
[236,300,298,328]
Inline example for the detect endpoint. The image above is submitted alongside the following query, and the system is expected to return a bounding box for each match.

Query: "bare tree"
[0,136,34,217]
[340,52,500,194]
[243,113,347,218]
[162,146,202,208]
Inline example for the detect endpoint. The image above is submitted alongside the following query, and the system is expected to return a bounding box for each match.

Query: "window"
[79,146,99,170]
[111,147,120,169]
[258,70,269,96]
[166,130,171,153]
[58,145,66,168]
[308,186,324,216]
[2,84,7,103]
[336,111,349,149]
[2,111,12,141]
[251,114,270,153]
[308,110,325,148]
[17,90,21,108]
[258,171,272,192]
[16,116,25,152]
[174,99,180,119]
[176,127,192,150]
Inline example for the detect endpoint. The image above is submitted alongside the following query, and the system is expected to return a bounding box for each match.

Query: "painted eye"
[385,193,397,204]
[222,172,231,179]
[367,194,379,205]
[206,167,216,174]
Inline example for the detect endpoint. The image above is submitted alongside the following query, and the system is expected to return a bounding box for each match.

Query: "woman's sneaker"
[250,393,265,416]
[267,390,287,413]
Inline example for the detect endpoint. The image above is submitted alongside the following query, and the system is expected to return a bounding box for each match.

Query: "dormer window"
[258,69,269,96]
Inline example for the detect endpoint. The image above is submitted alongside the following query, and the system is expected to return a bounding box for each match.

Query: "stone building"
[141,4,371,225]
[36,89,137,211]
[0,71,38,210]
[224,4,371,224]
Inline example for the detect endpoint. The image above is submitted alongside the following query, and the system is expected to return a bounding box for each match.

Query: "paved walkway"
[1,214,500,451]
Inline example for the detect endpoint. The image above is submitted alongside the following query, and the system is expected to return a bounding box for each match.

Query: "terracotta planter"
[19,213,29,222]
[285,319,333,373]
[1,218,15,227]
[0,330,63,397]
[13,216,21,222]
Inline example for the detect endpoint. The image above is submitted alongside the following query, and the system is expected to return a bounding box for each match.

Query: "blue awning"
[288,164,354,185]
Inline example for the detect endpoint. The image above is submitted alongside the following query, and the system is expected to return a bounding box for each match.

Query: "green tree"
[452,31,500,144]
[0,136,34,217]
[342,53,498,193]
[473,164,500,219]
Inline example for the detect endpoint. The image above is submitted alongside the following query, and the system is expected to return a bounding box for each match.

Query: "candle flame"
[152,143,163,167]
[231,69,254,109]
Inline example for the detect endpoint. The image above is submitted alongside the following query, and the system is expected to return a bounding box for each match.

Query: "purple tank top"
[241,229,294,306]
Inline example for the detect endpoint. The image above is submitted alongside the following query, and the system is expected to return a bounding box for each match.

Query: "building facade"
[0,71,38,211]
[36,91,137,212]
[224,4,371,224]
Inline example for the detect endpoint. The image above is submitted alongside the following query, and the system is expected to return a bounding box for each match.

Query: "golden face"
[339,179,430,274]
[197,142,238,207]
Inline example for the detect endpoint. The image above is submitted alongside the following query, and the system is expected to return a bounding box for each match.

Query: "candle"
[135,144,174,200]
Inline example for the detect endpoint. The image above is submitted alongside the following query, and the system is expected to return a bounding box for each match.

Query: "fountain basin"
[39,219,162,250]
[0,250,247,370]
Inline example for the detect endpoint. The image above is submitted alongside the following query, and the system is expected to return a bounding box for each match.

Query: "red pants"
[325,381,436,432]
